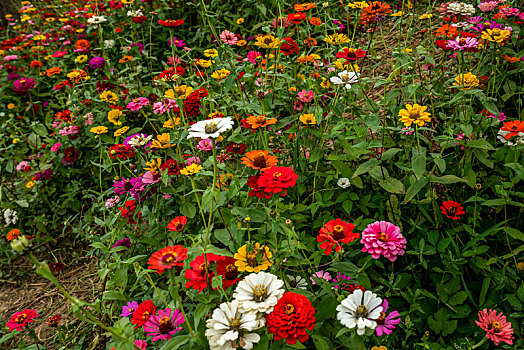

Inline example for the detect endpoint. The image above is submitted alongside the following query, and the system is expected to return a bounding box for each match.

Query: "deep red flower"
[167,216,187,232]
[148,245,188,274]
[158,19,184,27]
[184,253,223,292]
[440,200,465,220]
[435,39,452,50]
[160,159,181,175]
[280,37,299,56]
[257,166,298,196]
[316,219,359,255]
[6,309,38,331]
[132,16,148,24]
[226,142,247,154]
[247,174,273,199]
[287,12,307,24]
[267,292,315,345]
[119,200,141,224]
[109,144,135,160]
[47,315,61,327]
[335,48,367,64]
[62,147,80,165]
[217,256,241,289]
[131,300,157,329]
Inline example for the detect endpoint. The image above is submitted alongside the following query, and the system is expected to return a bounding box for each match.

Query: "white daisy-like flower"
[337,177,351,189]
[205,300,262,350]
[104,40,115,49]
[187,117,234,139]
[497,130,524,146]
[3,209,18,225]
[287,275,308,290]
[233,272,285,314]
[87,15,107,25]
[127,134,153,147]
[336,289,383,335]
[330,70,360,89]
[127,10,143,17]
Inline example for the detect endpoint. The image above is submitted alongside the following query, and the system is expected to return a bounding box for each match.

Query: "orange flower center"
[285,304,295,314]
[490,321,502,332]
[161,252,177,265]
[273,172,282,179]
[378,232,389,242]
[355,305,368,317]
[15,313,28,323]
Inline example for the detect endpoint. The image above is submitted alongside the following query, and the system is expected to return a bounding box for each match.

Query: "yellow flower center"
[205,122,218,134]
[378,232,389,242]
[285,304,295,314]
[252,284,267,301]
[490,321,501,332]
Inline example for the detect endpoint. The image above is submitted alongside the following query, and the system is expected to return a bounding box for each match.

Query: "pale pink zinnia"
[447,37,479,51]
[144,308,184,342]
[475,309,514,346]
[360,221,406,262]
[297,90,314,103]
[219,30,238,45]
[197,139,213,152]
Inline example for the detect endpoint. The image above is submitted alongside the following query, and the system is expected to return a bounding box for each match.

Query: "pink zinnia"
[51,143,62,152]
[134,339,147,350]
[360,221,406,262]
[297,90,314,103]
[197,139,213,152]
[127,97,150,111]
[144,308,184,342]
[310,270,332,284]
[447,37,479,51]
[475,309,514,346]
[6,309,38,331]
[219,30,238,45]
[375,299,401,336]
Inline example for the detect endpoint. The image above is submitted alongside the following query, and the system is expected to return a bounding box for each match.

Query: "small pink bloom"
[197,139,213,152]
[51,143,62,152]
[475,309,514,346]
[297,90,314,103]
[360,221,406,262]
[219,30,238,45]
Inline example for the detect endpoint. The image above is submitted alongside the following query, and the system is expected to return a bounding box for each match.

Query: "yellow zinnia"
[299,113,317,125]
[114,126,129,137]
[108,109,123,125]
[90,126,109,134]
[254,35,281,49]
[165,85,193,100]
[234,242,273,273]
[150,133,173,149]
[453,72,480,90]
[211,68,231,81]
[163,118,180,128]
[180,163,203,176]
[100,91,119,103]
[204,49,218,58]
[324,33,351,45]
[398,104,431,127]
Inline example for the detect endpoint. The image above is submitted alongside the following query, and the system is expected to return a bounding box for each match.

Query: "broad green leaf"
[379,177,405,194]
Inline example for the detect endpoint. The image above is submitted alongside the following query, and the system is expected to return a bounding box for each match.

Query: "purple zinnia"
[144,308,184,342]
[375,299,401,336]
[113,177,144,197]
[13,77,36,94]
[112,237,131,253]
[121,301,139,317]
[35,169,54,181]
[89,56,106,70]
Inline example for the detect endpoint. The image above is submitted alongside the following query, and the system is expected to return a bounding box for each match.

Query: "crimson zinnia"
[335,48,367,64]
[257,166,298,196]
[131,300,157,329]
[184,253,223,292]
[440,200,465,220]
[267,292,315,345]
[167,216,187,232]
[317,218,359,255]
[148,245,188,274]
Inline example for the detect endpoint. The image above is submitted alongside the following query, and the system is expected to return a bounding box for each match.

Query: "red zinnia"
[226,142,247,154]
[167,216,187,232]
[148,245,188,274]
[47,315,61,327]
[287,12,306,24]
[158,19,184,27]
[316,218,359,255]
[475,309,514,346]
[500,120,524,140]
[440,200,465,220]
[184,253,223,292]
[257,166,298,196]
[266,292,315,345]
[335,48,367,64]
[6,309,38,331]
[217,256,241,289]
[160,159,181,175]
[280,37,299,56]
[131,300,157,329]
[109,144,135,160]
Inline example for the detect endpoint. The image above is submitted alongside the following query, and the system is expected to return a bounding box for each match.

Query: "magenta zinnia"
[6,309,38,331]
[360,221,406,262]
[144,308,184,342]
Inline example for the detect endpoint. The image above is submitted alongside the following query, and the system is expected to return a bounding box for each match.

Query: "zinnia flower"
[131,300,157,329]
[187,117,234,139]
[6,309,38,331]
[185,253,223,292]
[360,221,406,262]
[257,166,298,196]
[167,216,187,232]
[440,200,465,220]
[398,104,431,127]
[121,301,139,317]
[148,245,188,274]
[233,272,285,314]
[475,309,514,346]
[374,299,401,336]
[144,308,184,342]
[266,292,315,345]
[337,289,383,335]
[241,150,278,170]
[205,300,262,349]
[330,70,359,89]
[317,218,359,255]
[245,114,277,129]
[453,72,480,90]
[234,242,273,273]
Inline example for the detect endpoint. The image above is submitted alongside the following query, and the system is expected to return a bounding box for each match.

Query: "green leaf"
[404,178,428,203]
[466,140,495,151]
[517,282,524,303]
[352,158,379,177]
[312,335,330,350]
[412,155,426,179]
[429,175,466,184]
[479,278,490,306]
[160,334,191,350]
[331,262,359,276]
[504,227,524,242]
[428,308,457,336]
[449,291,468,305]
[180,202,197,218]
[379,177,405,194]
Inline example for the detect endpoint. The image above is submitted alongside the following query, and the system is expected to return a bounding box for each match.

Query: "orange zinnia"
[503,55,520,63]
[501,120,524,139]
[7,229,22,241]
[294,2,316,12]
[46,67,62,77]
[148,245,188,274]
[245,115,277,129]
[241,150,279,170]
[435,24,459,38]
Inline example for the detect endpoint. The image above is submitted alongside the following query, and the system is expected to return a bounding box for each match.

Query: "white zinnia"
[337,177,351,189]
[205,300,262,350]
[87,16,107,25]
[233,272,285,314]
[127,134,153,147]
[497,130,524,146]
[187,117,234,139]
[330,70,360,89]
[4,209,18,225]
[287,275,308,290]
[336,289,383,335]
